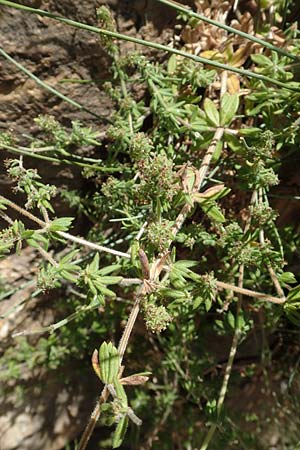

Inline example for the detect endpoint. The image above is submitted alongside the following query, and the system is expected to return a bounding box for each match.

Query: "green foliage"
[38,250,80,290]
[98,341,120,384]
[0,1,300,449]
[79,254,122,304]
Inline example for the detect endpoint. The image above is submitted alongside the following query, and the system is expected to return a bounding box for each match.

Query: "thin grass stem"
[1,143,122,173]
[0,47,110,121]
[0,0,299,92]
[156,0,298,61]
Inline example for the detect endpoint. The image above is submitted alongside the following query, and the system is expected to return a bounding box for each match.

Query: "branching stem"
[78,109,226,450]
[215,280,285,304]
[0,195,130,259]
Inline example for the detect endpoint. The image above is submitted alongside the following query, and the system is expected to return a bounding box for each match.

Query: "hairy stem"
[215,280,285,304]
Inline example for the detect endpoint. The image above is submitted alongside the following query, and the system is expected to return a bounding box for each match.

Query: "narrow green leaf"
[87,279,97,296]
[200,202,226,223]
[130,241,140,268]
[167,54,177,74]
[212,140,223,162]
[22,230,34,239]
[60,249,80,263]
[279,272,297,285]
[99,342,120,384]
[49,217,74,232]
[94,283,116,297]
[193,296,203,310]
[205,296,212,311]
[220,93,239,126]
[203,98,220,127]
[251,54,273,66]
[89,253,100,272]
[227,311,235,329]
[112,416,129,449]
[99,342,109,383]
[225,133,243,152]
[159,288,188,299]
[60,270,78,283]
[173,260,198,269]
[99,276,123,285]
[99,264,122,276]
[89,294,105,307]
[239,127,261,136]
[169,275,186,289]
[237,310,245,330]
[114,377,128,406]
[287,285,300,302]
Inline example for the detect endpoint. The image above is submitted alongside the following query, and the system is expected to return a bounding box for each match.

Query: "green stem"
[156,0,298,61]
[12,303,99,336]
[200,191,256,449]
[114,55,134,134]
[26,145,104,163]
[0,47,110,121]
[200,274,243,450]
[0,0,299,92]
[1,143,123,172]
[0,279,35,302]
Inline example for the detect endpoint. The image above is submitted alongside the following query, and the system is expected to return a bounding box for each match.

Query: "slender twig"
[119,278,142,286]
[170,127,225,241]
[267,265,285,298]
[40,206,50,224]
[135,221,148,241]
[220,71,228,98]
[0,1,299,91]
[115,60,134,135]
[0,279,36,302]
[79,65,227,450]
[36,245,58,267]
[200,266,244,450]
[142,400,174,450]
[106,384,142,425]
[1,142,122,172]
[258,188,285,299]
[200,191,256,450]
[58,232,130,259]
[0,195,131,259]
[0,210,14,225]
[0,195,45,227]
[12,303,99,337]
[215,280,285,304]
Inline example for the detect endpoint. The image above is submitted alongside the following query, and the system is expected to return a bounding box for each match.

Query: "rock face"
[0,368,99,450]
[0,247,99,450]
[0,0,176,216]
[0,1,179,449]
[0,0,178,135]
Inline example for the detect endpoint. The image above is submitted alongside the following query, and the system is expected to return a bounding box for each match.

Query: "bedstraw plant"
[1,0,300,449]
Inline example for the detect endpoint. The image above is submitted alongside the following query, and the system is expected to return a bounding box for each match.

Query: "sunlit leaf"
[204,98,220,127]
